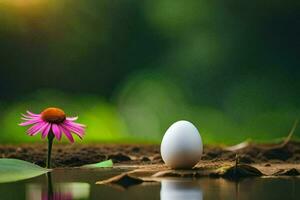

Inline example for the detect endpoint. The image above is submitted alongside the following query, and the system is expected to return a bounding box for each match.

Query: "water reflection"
[0,168,299,200]
[160,179,203,200]
[26,173,90,200]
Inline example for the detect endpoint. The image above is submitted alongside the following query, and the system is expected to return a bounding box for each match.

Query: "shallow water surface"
[0,168,299,200]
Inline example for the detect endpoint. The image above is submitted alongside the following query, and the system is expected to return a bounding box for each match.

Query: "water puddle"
[0,168,299,199]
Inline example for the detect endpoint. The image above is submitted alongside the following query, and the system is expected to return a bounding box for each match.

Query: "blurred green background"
[0,0,299,144]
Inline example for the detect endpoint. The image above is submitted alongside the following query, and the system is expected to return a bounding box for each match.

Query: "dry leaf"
[96,173,144,188]
[152,169,208,178]
[96,172,158,189]
[225,140,251,151]
[211,164,263,179]
[273,168,300,176]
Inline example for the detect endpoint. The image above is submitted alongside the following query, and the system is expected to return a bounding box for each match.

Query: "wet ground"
[1,142,300,199]
[1,141,300,167]
[0,168,299,200]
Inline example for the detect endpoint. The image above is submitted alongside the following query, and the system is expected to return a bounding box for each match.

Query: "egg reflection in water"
[160,179,203,200]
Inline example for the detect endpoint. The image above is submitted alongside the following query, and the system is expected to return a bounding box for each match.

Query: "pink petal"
[52,124,62,140]
[27,122,46,136]
[66,116,78,121]
[27,123,42,135]
[64,128,83,140]
[42,123,51,139]
[26,111,41,117]
[65,120,86,128]
[64,120,85,128]
[39,123,48,134]
[62,123,84,138]
[64,121,85,132]
[60,125,74,143]
[21,117,32,121]
[21,114,36,119]
[21,114,41,121]
[35,123,49,136]
[19,119,42,126]
[68,123,85,134]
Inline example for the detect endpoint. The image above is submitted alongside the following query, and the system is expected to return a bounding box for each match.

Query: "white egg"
[160,120,203,169]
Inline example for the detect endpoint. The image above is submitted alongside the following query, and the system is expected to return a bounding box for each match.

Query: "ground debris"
[96,169,159,189]
[261,147,293,161]
[1,140,300,167]
[225,140,251,151]
[108,153,131,163]
[96,173,144,188]
[238,154,255,164]
[152,169,208,178]
[210,164,263,179]
[273,168,300,176]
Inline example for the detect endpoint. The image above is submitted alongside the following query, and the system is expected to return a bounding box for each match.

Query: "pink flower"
[19,107,85,143]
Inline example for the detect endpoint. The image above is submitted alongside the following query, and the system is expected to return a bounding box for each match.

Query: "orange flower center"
[41,107,66,123]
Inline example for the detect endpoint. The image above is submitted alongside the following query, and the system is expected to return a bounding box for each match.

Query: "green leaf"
[81,159,113,168]
[0,158,51,183]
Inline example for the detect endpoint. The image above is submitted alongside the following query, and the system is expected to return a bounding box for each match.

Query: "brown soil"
[1,141,300,168]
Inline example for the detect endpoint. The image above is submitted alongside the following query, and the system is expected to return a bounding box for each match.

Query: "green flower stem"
[46,131,55,169]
